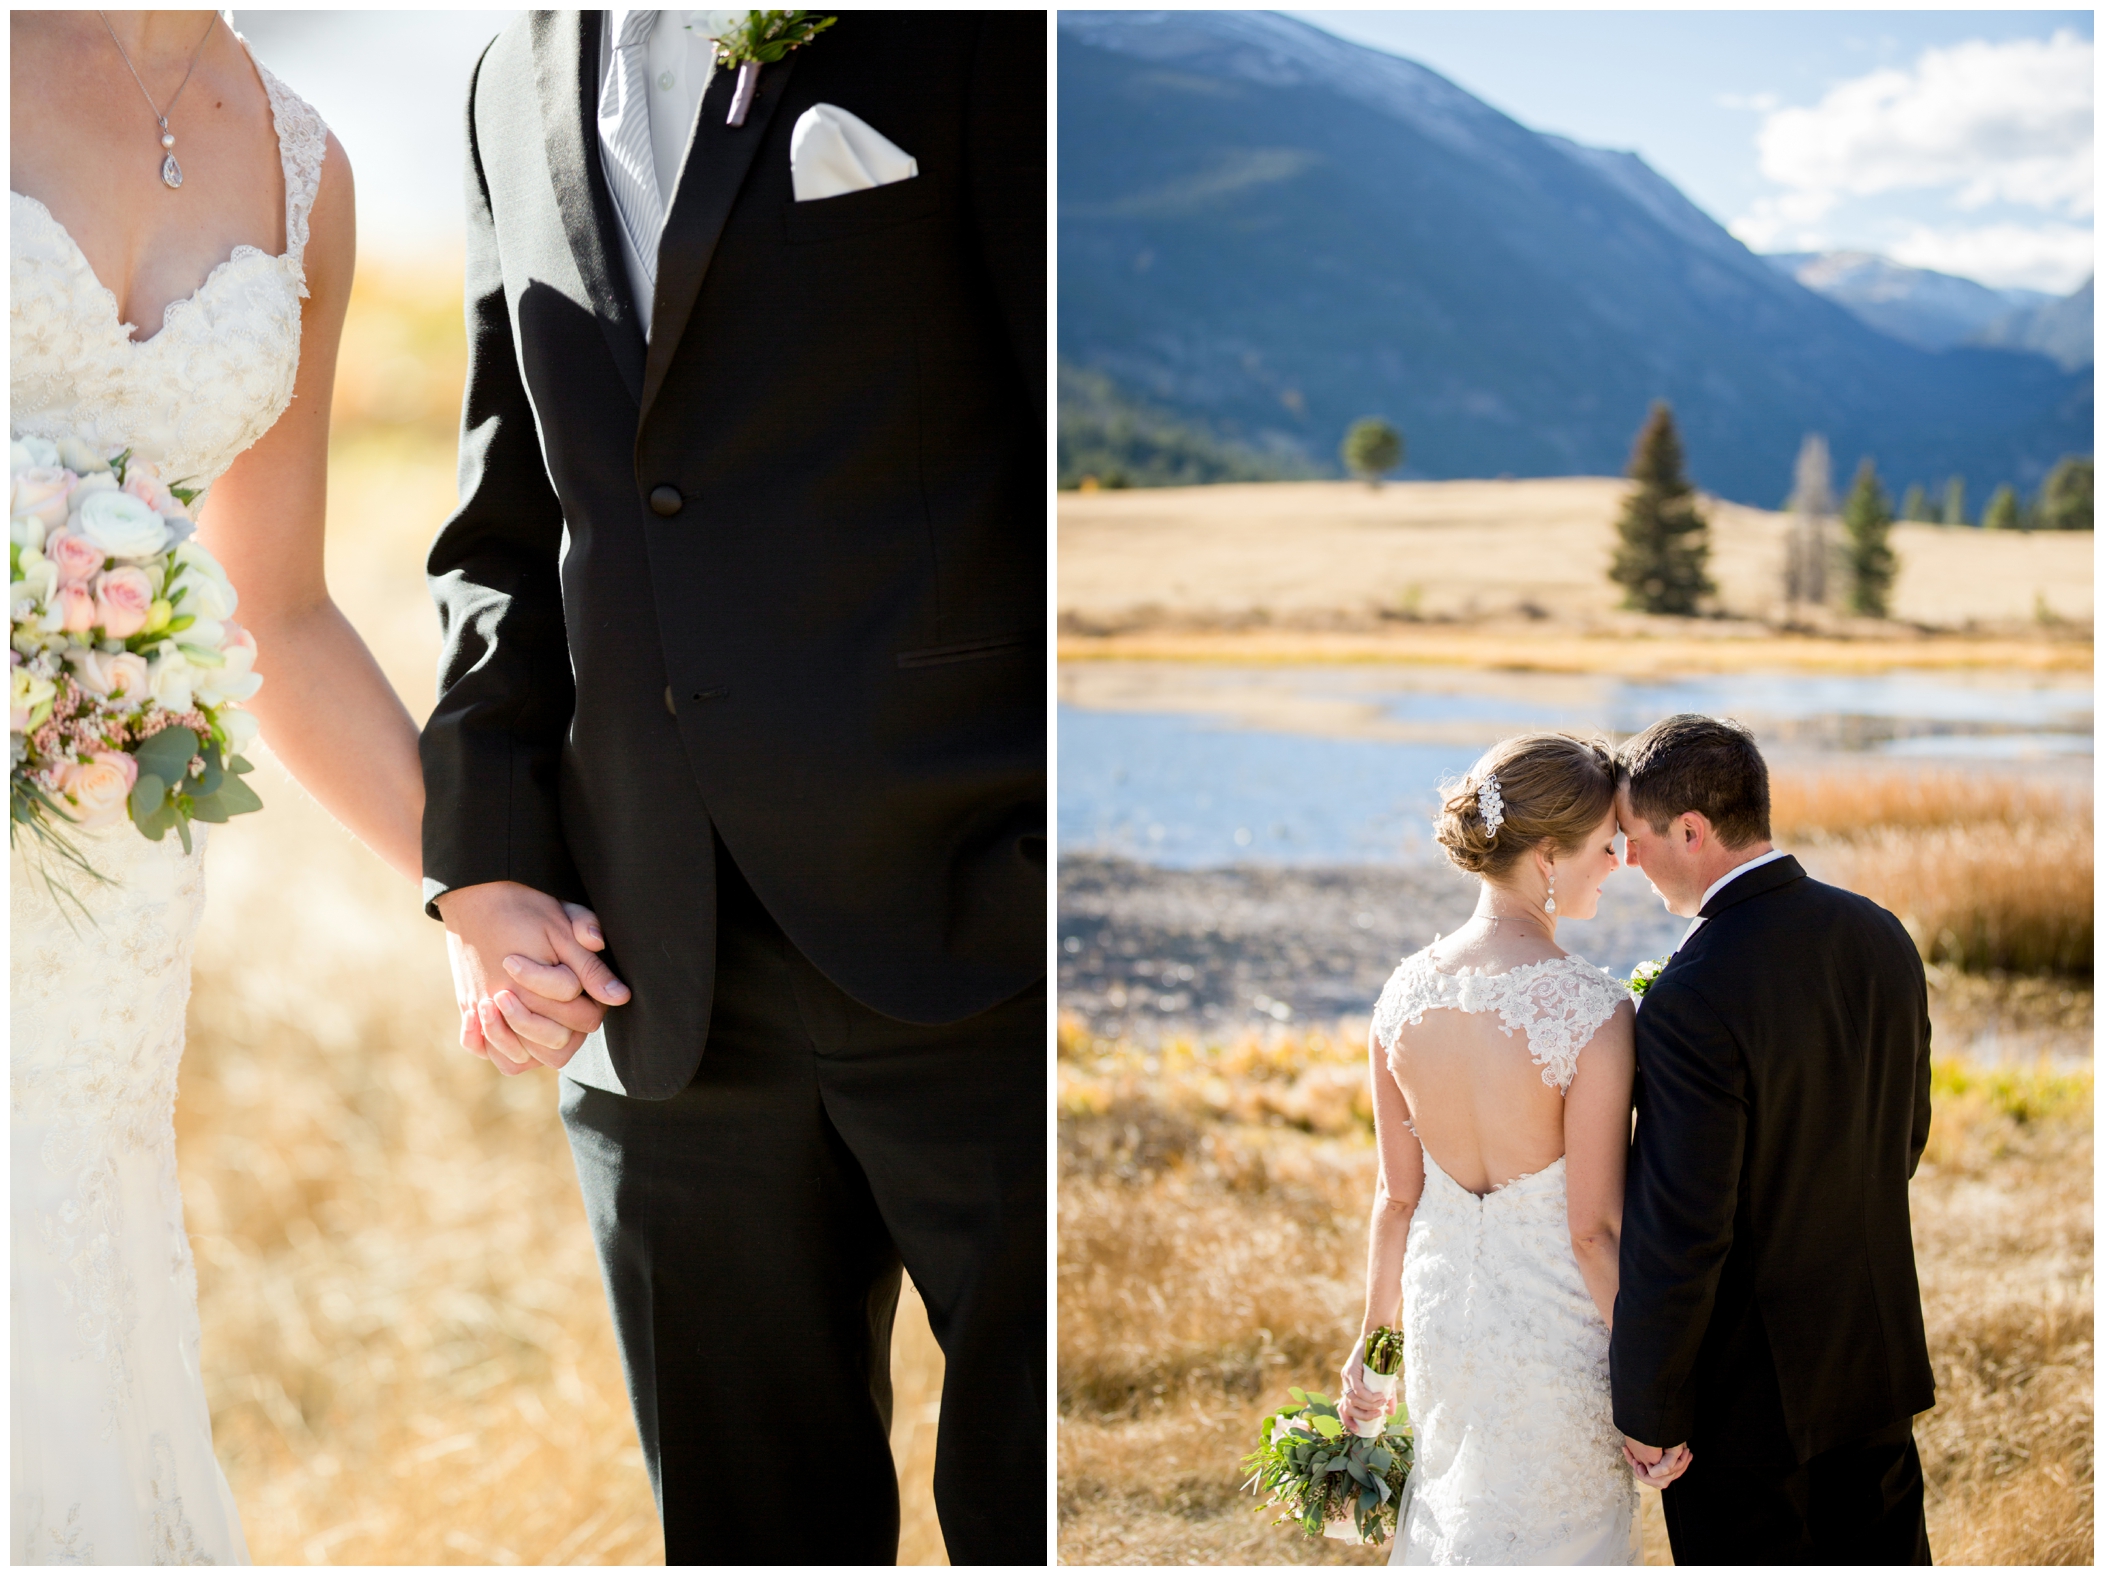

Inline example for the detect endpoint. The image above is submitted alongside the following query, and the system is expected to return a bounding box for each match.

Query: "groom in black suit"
[1609,715,1934,1564]
[416,12,1044,1564]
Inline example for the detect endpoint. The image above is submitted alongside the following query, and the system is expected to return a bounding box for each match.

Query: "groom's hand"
[1622,1437,1692,1488]
[437,880,631,1074]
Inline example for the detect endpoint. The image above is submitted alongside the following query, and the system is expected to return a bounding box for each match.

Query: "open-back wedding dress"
[11,42,326,1565]
[1370,950,1640,1566]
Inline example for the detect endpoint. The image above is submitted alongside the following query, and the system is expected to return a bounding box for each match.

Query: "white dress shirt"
[1679,846,1791,947]
[597,11,721,337]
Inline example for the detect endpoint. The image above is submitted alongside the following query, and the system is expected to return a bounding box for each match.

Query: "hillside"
[1057,11,2092,504]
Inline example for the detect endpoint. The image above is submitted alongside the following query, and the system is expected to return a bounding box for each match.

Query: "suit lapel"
[640,52,800,425]
[530,10,646,407]
[1698,854,1804,920]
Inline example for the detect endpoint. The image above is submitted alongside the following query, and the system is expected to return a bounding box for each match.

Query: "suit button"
[663,686,677,717]
[649,484,683,517]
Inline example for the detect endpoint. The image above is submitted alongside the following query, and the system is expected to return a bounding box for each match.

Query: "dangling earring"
[1544,868,1557,915]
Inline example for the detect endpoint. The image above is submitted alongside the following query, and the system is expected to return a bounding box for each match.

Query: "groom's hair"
[1616,714,1771,848]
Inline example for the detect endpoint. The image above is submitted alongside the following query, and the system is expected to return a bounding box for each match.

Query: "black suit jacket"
[1609,855,1935,1463]
[420,12,1046,1098]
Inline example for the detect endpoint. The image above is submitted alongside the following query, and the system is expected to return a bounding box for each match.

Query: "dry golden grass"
[1056,1017,2092,1566]
[1057,478,2096,634]
[170,266,951,1564]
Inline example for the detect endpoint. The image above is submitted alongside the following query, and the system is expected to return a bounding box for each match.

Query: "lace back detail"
[248,51,328,295]
[1371,951,1630,1092]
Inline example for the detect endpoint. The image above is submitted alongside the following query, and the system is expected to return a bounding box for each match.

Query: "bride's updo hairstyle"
[1434,732,1618,881]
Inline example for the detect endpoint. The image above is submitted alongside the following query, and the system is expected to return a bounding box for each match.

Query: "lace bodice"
[10,45,326,498]
[1370,951,1631,1093]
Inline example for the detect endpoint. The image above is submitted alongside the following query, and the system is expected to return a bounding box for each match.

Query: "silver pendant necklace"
[98,10,219,190]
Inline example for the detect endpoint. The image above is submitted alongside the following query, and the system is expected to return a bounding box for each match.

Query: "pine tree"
[1341,418,1404,488]
[1982,484,2022,531]
[1942,476,1968,527]
[2037,456,2093,530]
[1841,459,1898,616]
[1609,402,1714,615]
[1900,483,1930,522]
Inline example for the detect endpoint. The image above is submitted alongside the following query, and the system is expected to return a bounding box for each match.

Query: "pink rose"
[55,750,138,828]
[54,582,96,633]
[43,528,107,587]
[92,566,155,638]
[11,467,74,530]
[70,648,151,703]
[121,466,185,522]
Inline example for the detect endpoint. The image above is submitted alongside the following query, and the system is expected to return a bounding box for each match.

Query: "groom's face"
[1615,786,1704,917]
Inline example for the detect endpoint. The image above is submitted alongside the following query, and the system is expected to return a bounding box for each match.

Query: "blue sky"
[1293,10,2094,293]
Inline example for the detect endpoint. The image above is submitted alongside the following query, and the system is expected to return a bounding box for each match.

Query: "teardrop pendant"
[161,152,183,189]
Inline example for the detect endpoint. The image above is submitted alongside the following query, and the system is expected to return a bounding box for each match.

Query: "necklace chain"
[98,10,218,189]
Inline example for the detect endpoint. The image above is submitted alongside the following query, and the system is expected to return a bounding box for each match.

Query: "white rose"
[66,470,118,504]
[170,544,237,620]
[15,557,60,610]
[69,647,151,704]
[218,705,260,756]
[12,514,48,553]
[73,488,168,560]
[149,647,196,715]
[11,436,60,471]
[55,436,111,475]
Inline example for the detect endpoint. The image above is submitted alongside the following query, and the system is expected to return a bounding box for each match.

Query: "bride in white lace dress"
[1338,732,1667,1565]
[9,13,432,1562]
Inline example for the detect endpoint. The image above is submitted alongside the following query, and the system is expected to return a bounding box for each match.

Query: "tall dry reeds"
[1773,771,2092,978]
[1057,1019,2092,1566]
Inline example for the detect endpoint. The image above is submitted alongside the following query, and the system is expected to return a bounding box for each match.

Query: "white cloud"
[1885,221,2095,293]
[1754,31,2093,217]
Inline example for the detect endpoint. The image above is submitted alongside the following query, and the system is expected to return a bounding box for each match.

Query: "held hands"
[436,880,631,1075]
[1622,1436,1693,1489]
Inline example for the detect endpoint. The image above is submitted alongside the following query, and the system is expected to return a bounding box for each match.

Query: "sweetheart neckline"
[9,192,287,349]
[8,35,298,349]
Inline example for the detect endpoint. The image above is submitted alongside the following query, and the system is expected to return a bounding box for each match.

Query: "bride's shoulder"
[1532,951,1632,998]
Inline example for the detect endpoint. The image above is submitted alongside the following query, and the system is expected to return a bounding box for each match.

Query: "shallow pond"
[1059,666,2092,868]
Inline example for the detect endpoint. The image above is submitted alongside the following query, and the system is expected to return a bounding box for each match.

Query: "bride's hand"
[1337,1335,1384,1428]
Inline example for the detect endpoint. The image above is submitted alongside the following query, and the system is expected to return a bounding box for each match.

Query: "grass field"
[1058,478,2096,637]
[171,264,951,1564]
[1056,1017,2093,1566]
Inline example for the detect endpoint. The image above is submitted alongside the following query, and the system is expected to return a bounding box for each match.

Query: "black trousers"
[559,847,1045,1565]
[1662,1414,1931,1565]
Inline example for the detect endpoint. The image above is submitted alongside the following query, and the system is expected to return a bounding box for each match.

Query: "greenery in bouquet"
[1626,955,1670,997]
[10,434,264,900]
[1365,1323,1405,1378]
[1241,1383,1414,1546]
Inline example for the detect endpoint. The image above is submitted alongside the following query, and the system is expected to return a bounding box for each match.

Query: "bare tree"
[1784,434,1833,610]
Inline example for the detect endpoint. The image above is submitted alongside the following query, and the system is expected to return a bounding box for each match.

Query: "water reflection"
[1059,666,2093,868]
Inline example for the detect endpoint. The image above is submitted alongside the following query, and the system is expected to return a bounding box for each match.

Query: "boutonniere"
[1626,956,1670,1002]
[712,11,837,127]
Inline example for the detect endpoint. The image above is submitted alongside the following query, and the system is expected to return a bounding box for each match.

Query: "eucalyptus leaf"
[1311,1414,1343,1440]
[129,772,168,823]
[193,742,224,798]
[211,774,263,817]
[134,725,199,784]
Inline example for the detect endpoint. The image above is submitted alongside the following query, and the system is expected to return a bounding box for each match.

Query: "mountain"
[1970,278,2094,371]
[1057,11,2092,502]
[1761,251,2051,352]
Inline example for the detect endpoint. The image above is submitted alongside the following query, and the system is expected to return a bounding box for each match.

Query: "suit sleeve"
[1907,946,1933,1177]
[1609,977,1747,1448]
[962,12,1046,403]
[417,45,586,920]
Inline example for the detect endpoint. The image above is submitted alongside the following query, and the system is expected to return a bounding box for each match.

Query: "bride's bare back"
[1388,929,1577,1195]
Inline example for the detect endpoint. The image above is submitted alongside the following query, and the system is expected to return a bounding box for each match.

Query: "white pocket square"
[790,104,918,202]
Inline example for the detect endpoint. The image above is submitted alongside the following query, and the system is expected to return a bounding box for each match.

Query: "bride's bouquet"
[1241,1327,1415,1547]
[10,434,263,895]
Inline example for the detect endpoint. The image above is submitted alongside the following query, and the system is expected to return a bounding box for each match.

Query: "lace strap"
[246,50,328,296]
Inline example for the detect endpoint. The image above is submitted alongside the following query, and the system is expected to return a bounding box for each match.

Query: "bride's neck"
[75,10,222,65]
[1470,883,1556,944]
